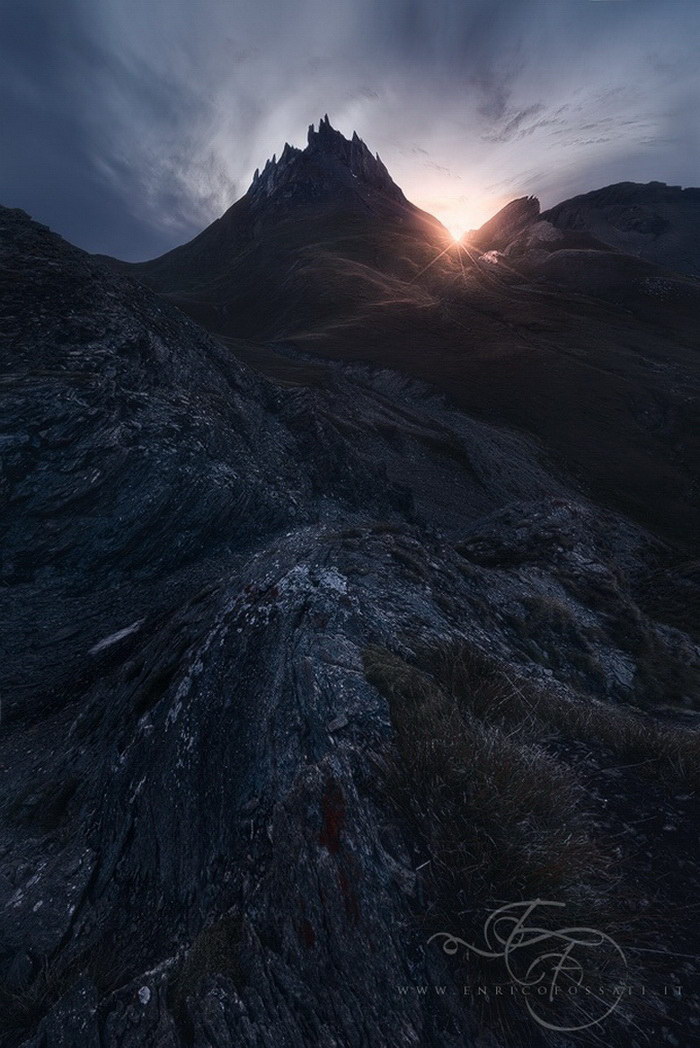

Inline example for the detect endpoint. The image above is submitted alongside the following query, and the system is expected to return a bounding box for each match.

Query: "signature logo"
[429,899,628,1032]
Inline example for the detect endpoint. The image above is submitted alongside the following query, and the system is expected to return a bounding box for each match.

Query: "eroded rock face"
[1,208,699,1048]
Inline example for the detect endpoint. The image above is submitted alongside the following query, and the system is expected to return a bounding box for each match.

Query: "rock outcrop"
[248,116,407,209]
[468,195,541,251]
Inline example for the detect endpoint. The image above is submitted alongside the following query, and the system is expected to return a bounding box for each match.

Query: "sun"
[427,197,504,245]
[445,223,465,243]
[433,206,487,243]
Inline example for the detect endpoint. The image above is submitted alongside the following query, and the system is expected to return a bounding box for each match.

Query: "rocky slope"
[542,182,700,278]
[1,196,699,1048]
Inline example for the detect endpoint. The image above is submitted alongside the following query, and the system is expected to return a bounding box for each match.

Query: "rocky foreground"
[0,207,698,1047]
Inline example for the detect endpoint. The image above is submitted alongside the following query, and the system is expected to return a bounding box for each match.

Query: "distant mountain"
[470,182,700,278]
[114,123,700,546]
[543,181,700,277]
[124,117,444,340]
[468,195,540,252]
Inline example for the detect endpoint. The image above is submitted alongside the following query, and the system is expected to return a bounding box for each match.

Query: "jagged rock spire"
[250,116,407,207]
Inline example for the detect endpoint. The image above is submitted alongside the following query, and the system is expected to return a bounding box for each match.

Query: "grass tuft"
[363,642,672,1040]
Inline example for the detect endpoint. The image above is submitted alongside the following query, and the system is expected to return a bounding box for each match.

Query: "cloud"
[481,104,546,143]
[0,0,697,257]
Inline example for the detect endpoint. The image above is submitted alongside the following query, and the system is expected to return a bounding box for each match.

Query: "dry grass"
[363,643,668,1041]
[422,642,700,788]
[364,646,610,905]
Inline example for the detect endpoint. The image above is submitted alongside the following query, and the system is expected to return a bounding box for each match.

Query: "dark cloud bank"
[1,0,698,258]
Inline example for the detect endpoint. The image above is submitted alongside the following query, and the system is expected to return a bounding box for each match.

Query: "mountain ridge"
[468,180,700,277]
[115,121,700,548]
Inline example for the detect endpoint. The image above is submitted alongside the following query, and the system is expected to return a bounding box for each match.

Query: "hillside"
[1,197,699,1047]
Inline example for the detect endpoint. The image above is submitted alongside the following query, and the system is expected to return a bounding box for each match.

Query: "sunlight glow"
[427,199,503,244]
[445,222,466,243]
[412,183,511,244]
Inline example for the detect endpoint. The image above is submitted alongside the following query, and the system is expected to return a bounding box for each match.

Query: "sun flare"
[445,223,465,243]
[428,200,499,244]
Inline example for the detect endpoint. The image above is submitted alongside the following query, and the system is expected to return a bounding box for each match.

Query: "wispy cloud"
[0,0,697,257]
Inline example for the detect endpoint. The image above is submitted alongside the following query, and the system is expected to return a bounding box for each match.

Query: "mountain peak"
[248,116,407,210]
[469,196,540,251]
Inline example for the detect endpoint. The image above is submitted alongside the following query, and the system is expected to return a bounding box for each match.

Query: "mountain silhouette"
[469,182,700,277]
[119,120,700,546]
[543,182,700,277]
[123,118,443,340]
[249,114,412,212]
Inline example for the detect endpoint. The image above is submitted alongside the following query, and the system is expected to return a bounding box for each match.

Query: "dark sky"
[1,0,698,258]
